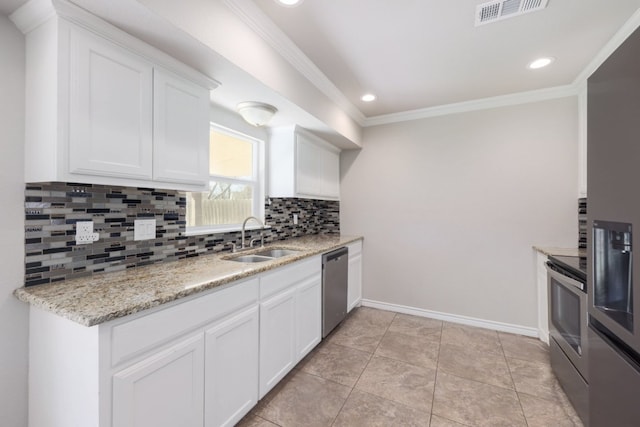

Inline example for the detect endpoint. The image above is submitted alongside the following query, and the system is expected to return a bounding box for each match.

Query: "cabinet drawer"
[111,278,258,367]
[260,256,321,299]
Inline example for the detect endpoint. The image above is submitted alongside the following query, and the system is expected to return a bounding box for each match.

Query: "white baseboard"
[360,299,539,338]
[538,329,549,345]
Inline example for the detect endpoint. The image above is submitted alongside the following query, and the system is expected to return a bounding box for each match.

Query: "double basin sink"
[225,248,300,263]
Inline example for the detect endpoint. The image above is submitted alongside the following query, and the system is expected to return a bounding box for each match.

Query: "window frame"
[185,123,265,236]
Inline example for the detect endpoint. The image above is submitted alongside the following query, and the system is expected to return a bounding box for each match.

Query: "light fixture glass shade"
[237,102,278,127]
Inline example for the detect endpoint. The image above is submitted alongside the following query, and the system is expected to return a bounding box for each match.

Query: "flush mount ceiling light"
[528,57,555,69]
[275,0,303,6]
[237,102,278,127]
[361,93,376,102]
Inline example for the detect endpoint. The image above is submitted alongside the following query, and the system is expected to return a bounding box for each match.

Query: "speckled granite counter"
[15,234,362,327]
[533,246,585,257]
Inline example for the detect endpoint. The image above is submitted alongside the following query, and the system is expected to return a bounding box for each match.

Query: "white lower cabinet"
[536,251,550,344]
[347,241,363,312]
[112,334,205,427]
[205,306,259,427]
[26,255,326,427]
[259,287,297,398]
[259,256,322,398]
[296,276,322,359]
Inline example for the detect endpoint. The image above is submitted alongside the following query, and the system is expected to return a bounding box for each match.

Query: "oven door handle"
[545,264,585,292]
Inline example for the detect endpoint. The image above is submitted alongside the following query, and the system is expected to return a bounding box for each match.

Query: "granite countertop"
[533,246,586,257]
[15,234,363,327]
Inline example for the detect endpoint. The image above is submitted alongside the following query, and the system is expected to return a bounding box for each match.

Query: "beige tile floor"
[238,307,583,427]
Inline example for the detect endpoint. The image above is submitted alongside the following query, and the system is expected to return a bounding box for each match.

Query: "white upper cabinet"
[153,67,210,186]
[269,125,341,200]
[12,0,218,191]
[68,26,154,180]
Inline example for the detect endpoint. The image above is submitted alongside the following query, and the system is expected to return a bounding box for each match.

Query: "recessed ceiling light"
[528,57,555,70]
[275,0,303,6]
[361,94,376,102]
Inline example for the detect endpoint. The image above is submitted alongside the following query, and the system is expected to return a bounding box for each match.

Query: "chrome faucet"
[241,216,264,249]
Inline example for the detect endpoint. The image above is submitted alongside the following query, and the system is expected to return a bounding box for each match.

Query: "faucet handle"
[225,242,238,253]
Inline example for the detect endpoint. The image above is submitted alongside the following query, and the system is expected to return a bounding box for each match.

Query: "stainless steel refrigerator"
[587,23,640,427]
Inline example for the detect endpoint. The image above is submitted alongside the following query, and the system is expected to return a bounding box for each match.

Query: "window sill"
[183,224,271,237]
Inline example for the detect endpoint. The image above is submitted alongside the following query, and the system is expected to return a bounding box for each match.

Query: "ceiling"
[0,0,27,15]
[3,0,640,132]
[252,0,640,117]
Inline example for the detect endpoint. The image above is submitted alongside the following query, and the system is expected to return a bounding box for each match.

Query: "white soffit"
[223,0,366,126]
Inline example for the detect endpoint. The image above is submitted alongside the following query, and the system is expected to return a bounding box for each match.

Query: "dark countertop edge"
[15,235,364,327]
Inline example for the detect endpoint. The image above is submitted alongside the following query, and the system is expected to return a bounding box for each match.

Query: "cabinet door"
[68,26,153,180]
[348,252,363,313]
[205,306,259,427]
[296,135,322,196]
[321,147,340,199]
[153,68,210,187]
[259,287,296,399]
[296,275,322,360]
[112,334,204,427]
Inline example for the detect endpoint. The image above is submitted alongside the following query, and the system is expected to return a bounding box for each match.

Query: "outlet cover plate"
[134,219,156,241]
[75,221,99,245]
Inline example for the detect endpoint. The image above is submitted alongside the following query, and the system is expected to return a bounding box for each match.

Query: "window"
[186,124,264,234]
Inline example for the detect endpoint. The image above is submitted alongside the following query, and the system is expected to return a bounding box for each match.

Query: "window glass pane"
[210,130,253,178]
[186,181,253,227]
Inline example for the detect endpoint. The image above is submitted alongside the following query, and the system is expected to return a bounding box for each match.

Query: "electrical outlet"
[293,213,299,225]
[75,221,99,245]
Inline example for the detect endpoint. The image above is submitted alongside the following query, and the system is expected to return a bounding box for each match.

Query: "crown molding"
[223,0,366,126]
[9,0,55,34]
[573,7,640,85]
[10,0,220,90]
[224,0,640,129]
[363,83,581,127]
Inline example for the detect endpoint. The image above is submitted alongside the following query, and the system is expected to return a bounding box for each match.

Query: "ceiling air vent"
[475,0,549,26]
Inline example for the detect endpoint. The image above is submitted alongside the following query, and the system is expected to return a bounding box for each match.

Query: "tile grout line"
[499,339,580,424]
[250,309,570,427]
[498,333,530,427]
[369,312,440,425]
[329,310,396,426]
[428,319,445,427]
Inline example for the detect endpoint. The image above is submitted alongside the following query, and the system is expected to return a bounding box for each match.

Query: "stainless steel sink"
[254,248,300,258]
[225,248,301,263]
[226,255,273,263]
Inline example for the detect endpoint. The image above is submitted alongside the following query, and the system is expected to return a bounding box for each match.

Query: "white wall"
[0,13,27,427]
[341,97,579,329]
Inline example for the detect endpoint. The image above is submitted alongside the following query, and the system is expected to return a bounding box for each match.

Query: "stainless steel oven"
[547,258,588,376]
[546,255,589,425]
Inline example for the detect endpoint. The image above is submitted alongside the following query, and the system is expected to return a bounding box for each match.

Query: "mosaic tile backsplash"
[578,197,587,249]
[24,182,339,287]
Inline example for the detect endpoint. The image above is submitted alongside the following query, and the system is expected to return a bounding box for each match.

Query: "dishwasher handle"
[323,247,348,264]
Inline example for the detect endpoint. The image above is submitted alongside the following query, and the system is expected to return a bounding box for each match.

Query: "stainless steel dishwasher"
[322,247,348,338]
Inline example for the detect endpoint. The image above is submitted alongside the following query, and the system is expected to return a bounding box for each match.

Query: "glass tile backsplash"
[579,197,587,249]
[24,182,339,286]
